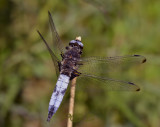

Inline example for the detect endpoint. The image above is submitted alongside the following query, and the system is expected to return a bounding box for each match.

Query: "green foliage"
[0,0,160,127]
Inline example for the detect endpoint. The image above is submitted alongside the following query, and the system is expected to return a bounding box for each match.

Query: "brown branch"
[67,77,77,127]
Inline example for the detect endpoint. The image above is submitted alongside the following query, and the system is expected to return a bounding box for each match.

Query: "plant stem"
[67,77,77,127]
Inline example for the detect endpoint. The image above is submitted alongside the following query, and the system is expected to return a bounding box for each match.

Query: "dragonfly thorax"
[61,43,83,78]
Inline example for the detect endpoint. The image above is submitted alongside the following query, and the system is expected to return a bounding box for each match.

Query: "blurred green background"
[0,0,160,127]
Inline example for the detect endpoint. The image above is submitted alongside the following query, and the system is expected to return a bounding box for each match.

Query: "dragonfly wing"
[37,30,60,77]
[79,73,140,91]
[48,11,65,55]
[77,55,146,77]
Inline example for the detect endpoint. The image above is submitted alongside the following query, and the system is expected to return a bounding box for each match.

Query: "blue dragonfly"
[37,11,146,122]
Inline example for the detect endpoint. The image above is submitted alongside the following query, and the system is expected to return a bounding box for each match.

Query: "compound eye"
[69,40,76,44]
[69,40,83,48]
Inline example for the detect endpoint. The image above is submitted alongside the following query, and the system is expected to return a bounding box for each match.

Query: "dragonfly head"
[69,36,83,49]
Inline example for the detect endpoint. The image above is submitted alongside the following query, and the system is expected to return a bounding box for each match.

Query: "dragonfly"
[37,11,146,122]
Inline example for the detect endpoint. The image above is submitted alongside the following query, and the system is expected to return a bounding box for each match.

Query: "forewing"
[48,11,65,55]
[37,30,60,77]
[77,55,146,76]
[78,73,140,91]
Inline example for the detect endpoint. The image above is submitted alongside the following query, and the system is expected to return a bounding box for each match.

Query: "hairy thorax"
[60,46,82,79]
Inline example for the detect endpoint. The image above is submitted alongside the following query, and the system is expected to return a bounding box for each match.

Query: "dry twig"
[67,78,77,127]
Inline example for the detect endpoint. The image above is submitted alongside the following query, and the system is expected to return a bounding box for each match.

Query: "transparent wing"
[48,11,65,55]
[78,73,140,91]
[37,30,60,77]
[77,55,146,77]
